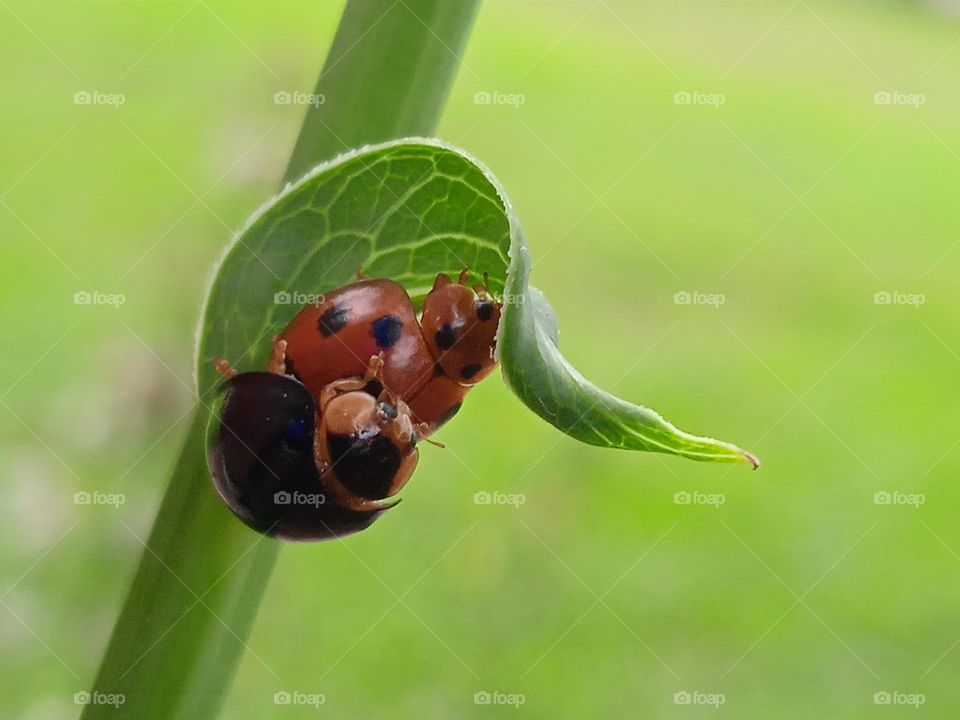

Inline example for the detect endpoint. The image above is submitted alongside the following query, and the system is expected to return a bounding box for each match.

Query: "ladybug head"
[421,271,502,386]
[322,390,418,450]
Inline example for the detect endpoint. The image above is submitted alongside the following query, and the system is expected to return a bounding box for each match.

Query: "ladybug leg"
[355,265,368,280]
[324,477,396,513]
[417,422,445,448]
[361,352,385,382]
[212,357,238,379]
[318,354,385,413]
[457,266,470,285]
[266,337,288,375]
[472,272,494,301]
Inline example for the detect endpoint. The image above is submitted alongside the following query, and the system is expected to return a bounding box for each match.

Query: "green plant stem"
[284,0,480,183]
[83,2,480,718]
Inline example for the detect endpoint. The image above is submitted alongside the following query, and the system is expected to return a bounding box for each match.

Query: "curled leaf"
[197,138,757,468]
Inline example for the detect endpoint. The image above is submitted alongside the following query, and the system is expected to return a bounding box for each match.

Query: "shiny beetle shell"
[420,272,501,385]
[207,372,394,541]
[278,279,434,401]
[314,390,420,512]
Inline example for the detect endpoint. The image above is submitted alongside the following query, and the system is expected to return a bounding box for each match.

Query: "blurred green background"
[3,0,960,717]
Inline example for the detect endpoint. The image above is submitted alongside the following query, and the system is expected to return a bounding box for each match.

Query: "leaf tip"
[741,449,761,470]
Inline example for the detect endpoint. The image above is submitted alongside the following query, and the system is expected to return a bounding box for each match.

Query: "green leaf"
[197,138,758,468]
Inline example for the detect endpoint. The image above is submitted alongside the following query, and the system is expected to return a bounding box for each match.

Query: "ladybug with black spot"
[420,270,501,385]
[277,268,502,435]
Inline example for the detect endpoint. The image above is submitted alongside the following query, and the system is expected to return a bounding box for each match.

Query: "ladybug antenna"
[417,422,445,448]
[458,266,470,285]
[474,272,491,300]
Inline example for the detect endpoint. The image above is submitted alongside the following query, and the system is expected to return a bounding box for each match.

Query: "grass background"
[3,0,960,717]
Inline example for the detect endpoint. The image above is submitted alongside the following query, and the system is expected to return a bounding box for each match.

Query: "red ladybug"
[420,271,501,385]
[277,269,502,435]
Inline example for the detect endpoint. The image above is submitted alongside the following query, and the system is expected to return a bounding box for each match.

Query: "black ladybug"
[207,372,395,541]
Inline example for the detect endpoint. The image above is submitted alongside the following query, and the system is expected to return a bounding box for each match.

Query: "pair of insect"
[208,270,502,540]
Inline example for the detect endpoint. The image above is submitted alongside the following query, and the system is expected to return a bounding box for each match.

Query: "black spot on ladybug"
[476,300,494,322]
[319,304,348,337]
[433,363,446,377]
[371,315,403,348]
[327,431,400,500]
[460,363,482,380]
[435,324,457,350]
[440,402,462,425]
